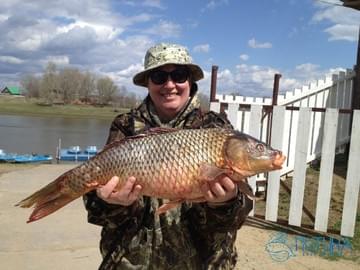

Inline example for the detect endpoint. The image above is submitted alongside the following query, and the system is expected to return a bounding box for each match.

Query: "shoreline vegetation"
[0,95,129,120]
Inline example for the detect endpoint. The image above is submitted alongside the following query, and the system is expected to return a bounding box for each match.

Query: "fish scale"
[16,128,286,223]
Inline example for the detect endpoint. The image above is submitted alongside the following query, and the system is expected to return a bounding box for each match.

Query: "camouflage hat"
[133,43,204,87]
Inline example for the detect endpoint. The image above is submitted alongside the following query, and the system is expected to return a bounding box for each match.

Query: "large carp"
[16,128,286,223]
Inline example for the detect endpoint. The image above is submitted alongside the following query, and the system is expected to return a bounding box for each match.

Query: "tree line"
[20,62,210,110]
[20,62,140,107]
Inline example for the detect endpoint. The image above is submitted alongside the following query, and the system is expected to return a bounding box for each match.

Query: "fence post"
[210,65,218,102]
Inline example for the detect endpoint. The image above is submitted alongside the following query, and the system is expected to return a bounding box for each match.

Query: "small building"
[1,86,21,95]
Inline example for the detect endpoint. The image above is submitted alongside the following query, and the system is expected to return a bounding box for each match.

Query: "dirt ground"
[0,163,358,269]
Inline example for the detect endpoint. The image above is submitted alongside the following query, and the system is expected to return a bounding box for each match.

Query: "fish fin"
[156,199,183,215]
[141,127,179,135]
[236,181,261,201]
[199,164,233,181]
[100,127,180,152]
[15,173,78,223]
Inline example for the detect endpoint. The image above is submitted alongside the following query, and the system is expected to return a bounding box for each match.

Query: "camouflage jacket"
[83,93,253,270]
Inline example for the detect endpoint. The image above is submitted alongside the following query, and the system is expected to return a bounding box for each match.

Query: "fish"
[16,128,286,223]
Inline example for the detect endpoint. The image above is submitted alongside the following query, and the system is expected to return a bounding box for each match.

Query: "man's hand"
[96,176,142,206]
[200,175,238,204]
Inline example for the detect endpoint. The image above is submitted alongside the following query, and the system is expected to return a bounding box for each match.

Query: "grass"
[0,95,129,119]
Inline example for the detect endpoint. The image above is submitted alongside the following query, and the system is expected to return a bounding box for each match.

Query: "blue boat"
[14,154,53,163]
[0,149,53,163]
[58,145,98,162]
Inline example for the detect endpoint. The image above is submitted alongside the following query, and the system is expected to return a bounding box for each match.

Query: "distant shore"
[0,95,129,120]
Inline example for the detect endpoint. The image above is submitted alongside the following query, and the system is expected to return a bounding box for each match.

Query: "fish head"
[224,131,286,176]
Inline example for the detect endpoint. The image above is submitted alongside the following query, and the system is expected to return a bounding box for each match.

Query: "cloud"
[201,0,229,12]
[248,38,272,49]
[193,44,210,53]
[0,55,24,64]
[312,3,360,42]
[143,19,181,38]
[239,54,249,61]
[196,62,345,98]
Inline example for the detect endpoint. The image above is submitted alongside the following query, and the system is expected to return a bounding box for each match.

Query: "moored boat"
[57,145,98,162]
[0,149,53,163]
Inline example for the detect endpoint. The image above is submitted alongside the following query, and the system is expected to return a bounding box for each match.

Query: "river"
[0,114,112,157]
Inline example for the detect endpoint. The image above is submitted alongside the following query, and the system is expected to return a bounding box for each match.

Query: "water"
[0,114,113,156]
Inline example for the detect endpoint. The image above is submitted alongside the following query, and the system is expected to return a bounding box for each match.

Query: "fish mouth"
[271,152,286,169]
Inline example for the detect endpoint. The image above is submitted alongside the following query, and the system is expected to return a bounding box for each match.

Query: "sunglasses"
[149,67,189,85]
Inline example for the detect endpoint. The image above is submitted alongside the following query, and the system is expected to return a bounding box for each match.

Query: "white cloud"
[312,3,360,42]
[201,0,229,12]
[43,55,70,66]
[143,0,165,9]
[193,44,210,53]
[143,20,181,38]
[239,54,249,61]
[196,62,345,98]
[248,38,272,49]
[0,55,24,64]
[57,21,123,42]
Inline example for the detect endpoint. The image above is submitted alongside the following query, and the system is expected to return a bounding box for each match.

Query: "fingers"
[201,176,238,203]
[96,176,142,206]
[97,176,119,199]
[128,184,142,202]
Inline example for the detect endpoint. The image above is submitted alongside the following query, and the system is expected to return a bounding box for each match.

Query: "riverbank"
[1,164,359,269]
[0,95,129,119]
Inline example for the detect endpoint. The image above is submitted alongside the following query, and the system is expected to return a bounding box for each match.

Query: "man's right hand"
[96,176,142,206]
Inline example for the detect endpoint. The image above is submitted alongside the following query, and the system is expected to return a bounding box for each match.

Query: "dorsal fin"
[100,127,180,152]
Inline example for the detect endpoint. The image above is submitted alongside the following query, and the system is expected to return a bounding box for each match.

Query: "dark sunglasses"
[149,67,189,85]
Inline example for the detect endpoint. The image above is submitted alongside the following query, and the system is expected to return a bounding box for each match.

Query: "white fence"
[211,69,354,176]
[210,70,359,237]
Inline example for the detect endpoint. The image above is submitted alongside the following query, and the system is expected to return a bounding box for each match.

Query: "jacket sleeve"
[82,113,143,227]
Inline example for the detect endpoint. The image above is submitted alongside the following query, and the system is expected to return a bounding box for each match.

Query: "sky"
[0,0,359,98]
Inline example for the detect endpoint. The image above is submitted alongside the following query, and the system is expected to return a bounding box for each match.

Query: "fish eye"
[256,144,265,152]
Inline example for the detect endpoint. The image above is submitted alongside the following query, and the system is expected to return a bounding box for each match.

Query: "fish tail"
[15,175,77,223]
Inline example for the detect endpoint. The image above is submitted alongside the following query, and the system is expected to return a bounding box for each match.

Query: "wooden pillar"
[210,65,218,102]
[352,26,360,111]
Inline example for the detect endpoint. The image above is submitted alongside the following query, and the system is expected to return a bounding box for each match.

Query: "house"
[1,86,21,95]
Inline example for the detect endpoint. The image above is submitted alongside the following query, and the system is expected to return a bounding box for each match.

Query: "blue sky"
[0,0,359,98]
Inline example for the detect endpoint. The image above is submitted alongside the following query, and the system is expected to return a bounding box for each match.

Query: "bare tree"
[20,74,41,98]
[97,76,118,105]
[58,67,82,104]
[79,71,96,103]
[39,62,58,104]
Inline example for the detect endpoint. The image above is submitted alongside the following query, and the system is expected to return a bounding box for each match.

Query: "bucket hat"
[133,43,204,87]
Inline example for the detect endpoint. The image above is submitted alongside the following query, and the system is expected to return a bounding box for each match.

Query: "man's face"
[147,64,191,121]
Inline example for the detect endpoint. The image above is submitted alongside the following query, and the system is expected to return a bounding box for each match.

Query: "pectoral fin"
[199,164,233,181]
[237,181,260,200]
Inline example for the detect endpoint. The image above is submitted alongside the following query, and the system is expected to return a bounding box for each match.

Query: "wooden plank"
[288,107,312,226]
[248,105,262,216]
[314,109,339,232]
[227,103,239,129]
[265,106,285,222]
[341,110,360,237]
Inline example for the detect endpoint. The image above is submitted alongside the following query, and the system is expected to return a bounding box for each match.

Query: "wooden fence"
[210,70,359,237]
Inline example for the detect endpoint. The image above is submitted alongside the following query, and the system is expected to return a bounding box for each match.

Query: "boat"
[57,145,98,162]
[13,154,53,163]
[0,149,53,163]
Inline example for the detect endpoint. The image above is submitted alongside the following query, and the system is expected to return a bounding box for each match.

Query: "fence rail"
[209,70,359,237]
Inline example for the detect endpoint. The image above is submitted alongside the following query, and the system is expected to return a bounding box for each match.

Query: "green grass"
[0,95,129,119]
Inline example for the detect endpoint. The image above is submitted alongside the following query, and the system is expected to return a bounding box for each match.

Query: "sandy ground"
[0,164,358,269]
